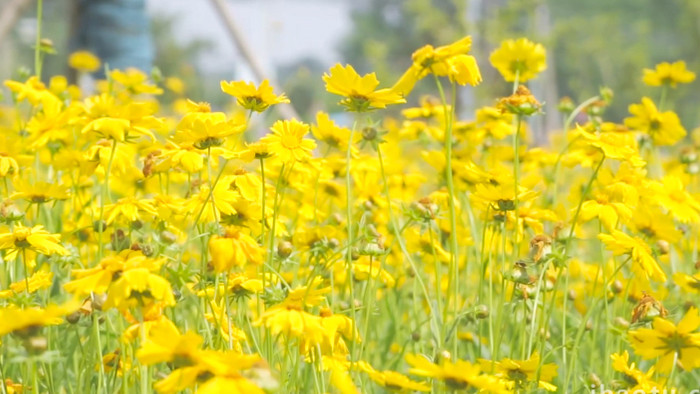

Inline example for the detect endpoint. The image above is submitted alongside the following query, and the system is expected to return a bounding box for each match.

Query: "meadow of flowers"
[0,29,699,394]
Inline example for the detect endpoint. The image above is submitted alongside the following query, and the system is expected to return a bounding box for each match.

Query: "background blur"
[1,0,698,139]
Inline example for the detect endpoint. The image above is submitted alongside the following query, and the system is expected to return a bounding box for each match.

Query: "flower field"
[0,29,699,393]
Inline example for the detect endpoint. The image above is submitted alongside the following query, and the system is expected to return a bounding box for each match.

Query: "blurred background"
[1,0,698,139]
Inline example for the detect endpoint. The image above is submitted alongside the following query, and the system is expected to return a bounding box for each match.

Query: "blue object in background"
[74,0,153,76]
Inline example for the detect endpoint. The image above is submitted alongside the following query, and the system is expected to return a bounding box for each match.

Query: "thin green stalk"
[377,145,439,345]
[34,0,43,78]
[345,120,358,363]
[433,75,460,352]
[98,140,118,261]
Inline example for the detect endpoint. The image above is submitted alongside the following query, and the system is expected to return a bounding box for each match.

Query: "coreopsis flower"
[479,352,558,392]
[4,76,55,105]
[0,270,53,298]
[11,180,70,204]
[260,119,316,163]
[575,125,645,167]
[0,152,19,177]
[110,68,163,95]
[208,227,264,272]
[136,318,203,365]
[652,175,700,223]
[610,351,661,392]
[489,38,547,82]
[497,85,542,116]
[395,36,482,94]
[624,97,686,146]
[643,61,696,88]
[674,272,700,294]
[103,197,158,225]
[25,95,75,149]
[183,178,240,224]
[405,354,508,393]
[629,307,700,372]
[175,113,246,150]
[68,50,101,73]
[79,94,161,143]
[598,230,666,282]
[204,300,247,351]
[363,366,430,392]
[0,223,69,260]
[0,301,79,337]
[311,112,360,154]
[578,191,634,230]
[471,181,539,212]
[220,79,289,112]
[323,64,405,111]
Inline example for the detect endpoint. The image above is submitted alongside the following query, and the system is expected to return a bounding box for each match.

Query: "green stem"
[433,75,459,352]
[98,140,118,263]
[34,0,43,78]
[345,119,358,363]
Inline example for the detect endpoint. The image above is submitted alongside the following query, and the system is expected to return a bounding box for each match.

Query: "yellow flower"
[575,125,645,167]
[610,351,661,392]
[104,268,175,311]
[598,229,666,282]
[110,68,163,95]
[0,152,19,177]
[136,318,203,365]
[220,79,289,112]
[260,119,316,163]
[0,270,53,298]
[183,178,240,224]
[479,352,558,392]
[405,354,508,393]
[653,175,700,224]
[323,64,405,111]
[397,36,482,94]
[208,227,264,272]
[311,111,359,153]
[578,192,633,230]
[0,301,79,337]
[624,97,686,146]
[11,180,70,204]
[103,197,158,225]
[364,367,430,392]
[489,38,547,82]
[68,50,101,73]
[643,60,696,87]
[175,111,245,150]
[0,224,69,260]
[629,307,700,373]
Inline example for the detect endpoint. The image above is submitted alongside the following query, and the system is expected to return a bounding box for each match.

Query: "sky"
[146,0,353,80]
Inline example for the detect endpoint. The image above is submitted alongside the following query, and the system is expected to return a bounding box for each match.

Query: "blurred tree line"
[339,0,700,136]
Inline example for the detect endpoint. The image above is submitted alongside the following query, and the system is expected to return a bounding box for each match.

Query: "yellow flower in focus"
[103,197,158,225]
[490,38,547,82]
[208,227,264,272]
[479,352,558,392]
[624,97,686,146]
[598,230,666,282]
[136,318,203,365]
[323,64,406,111]
[261,119,316,163]
[68,50,101,73]
[0,224,69,260]
[220,79,289,112]
[629,307,700,373]
[643,61,696,87]
[575,125,645,167]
